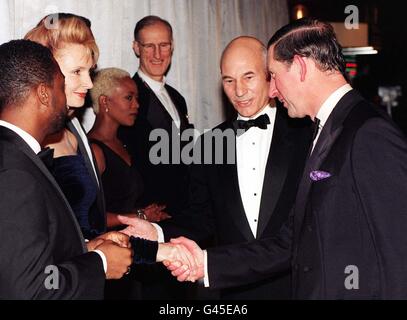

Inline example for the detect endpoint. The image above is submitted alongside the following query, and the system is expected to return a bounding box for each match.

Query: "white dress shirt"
[0,120,41,153]
[138,69,181,128]
[236,104,276,237]
[312,84,353,152]
[203,104,277,287]
[153,104,277,287]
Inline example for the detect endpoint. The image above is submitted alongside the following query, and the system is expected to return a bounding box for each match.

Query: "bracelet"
[136,208,147,220]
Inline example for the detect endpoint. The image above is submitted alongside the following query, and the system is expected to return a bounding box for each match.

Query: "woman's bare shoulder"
[44,128,78,157]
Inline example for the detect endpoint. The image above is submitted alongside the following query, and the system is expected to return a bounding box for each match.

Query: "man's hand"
[156,242,197,281]
[97,231,130,248]
[95,240,133,279]
[162,236,205,282]
[86,238,105,251]
[117,215,158,241]
[86,231,130,251]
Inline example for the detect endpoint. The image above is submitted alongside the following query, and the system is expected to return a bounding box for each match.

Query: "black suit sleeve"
[159,160,216,247]
[0,169,105,299]
[352,118,407,299]
[206,209,293,290]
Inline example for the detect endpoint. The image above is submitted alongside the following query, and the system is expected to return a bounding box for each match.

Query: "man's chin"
[287,108,299,119]
[48,114,67,135]
[150,70,166,77]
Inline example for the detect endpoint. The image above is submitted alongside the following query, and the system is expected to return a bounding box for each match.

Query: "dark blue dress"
[50,148,157,300]
[52,153,99,240]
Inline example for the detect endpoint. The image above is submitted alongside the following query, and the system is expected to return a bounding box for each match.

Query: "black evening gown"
[89,139,155,300]
[89,139,144,213]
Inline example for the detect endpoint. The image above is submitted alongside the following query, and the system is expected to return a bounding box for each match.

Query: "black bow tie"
[311,118,321,142]
[233,114,270,135]
[38,147,54,168]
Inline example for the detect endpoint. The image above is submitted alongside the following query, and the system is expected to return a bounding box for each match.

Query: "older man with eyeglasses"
[118,15,194,300]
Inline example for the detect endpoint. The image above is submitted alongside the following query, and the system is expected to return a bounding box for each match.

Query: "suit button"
[307,225,313,232]
[303,266,312,273]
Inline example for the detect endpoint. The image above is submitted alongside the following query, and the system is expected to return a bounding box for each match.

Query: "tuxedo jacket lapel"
[256,109,291,238]
[147,91,174,130]
[221,108,297,241]
[221,163,255,241]
[134,74,177,131]
[293,90,365,243]
[166,84,189,131]
[220,123,254,241]
[0,127,87,252]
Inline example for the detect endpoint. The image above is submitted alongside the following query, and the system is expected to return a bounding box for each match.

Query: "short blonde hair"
[24,13,99,64]
[90,68,131,114]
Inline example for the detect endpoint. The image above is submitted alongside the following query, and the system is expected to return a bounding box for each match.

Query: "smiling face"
[221,41,270,118]
[133,22,173,81]
[106,77,139,126]
[54,43,94,109]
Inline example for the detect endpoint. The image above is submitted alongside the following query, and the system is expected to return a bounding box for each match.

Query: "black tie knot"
[312,117,321,142]
[233,113,270,134]
[38,147,54,168]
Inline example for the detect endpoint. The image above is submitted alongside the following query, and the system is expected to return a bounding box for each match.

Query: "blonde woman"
[24,16,185,289]
[25,14,105,239]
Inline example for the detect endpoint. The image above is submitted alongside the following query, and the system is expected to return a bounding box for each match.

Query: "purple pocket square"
[310,170,331,181]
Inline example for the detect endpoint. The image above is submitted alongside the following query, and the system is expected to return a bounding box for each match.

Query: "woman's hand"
[143,203,171,222]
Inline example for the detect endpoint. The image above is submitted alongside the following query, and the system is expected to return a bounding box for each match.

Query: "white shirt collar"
[0,120,41,154]
[316,84,353,128]
[137,69,166,93]
[237,103,274,121]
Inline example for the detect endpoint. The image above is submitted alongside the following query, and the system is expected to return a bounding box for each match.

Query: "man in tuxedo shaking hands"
[166,18,407,300]
[121,36,312,299]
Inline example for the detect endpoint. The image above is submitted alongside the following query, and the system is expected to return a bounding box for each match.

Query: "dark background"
[287,0,407,134]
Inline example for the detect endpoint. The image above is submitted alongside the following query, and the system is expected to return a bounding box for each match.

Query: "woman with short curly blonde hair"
[90,67,130,114]
[88,67,170,227]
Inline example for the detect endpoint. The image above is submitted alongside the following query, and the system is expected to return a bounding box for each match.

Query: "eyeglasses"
[138,42,172,53]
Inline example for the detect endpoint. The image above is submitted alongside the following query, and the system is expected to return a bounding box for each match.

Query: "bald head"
[221,36,267,74]
[220,36,271,118]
